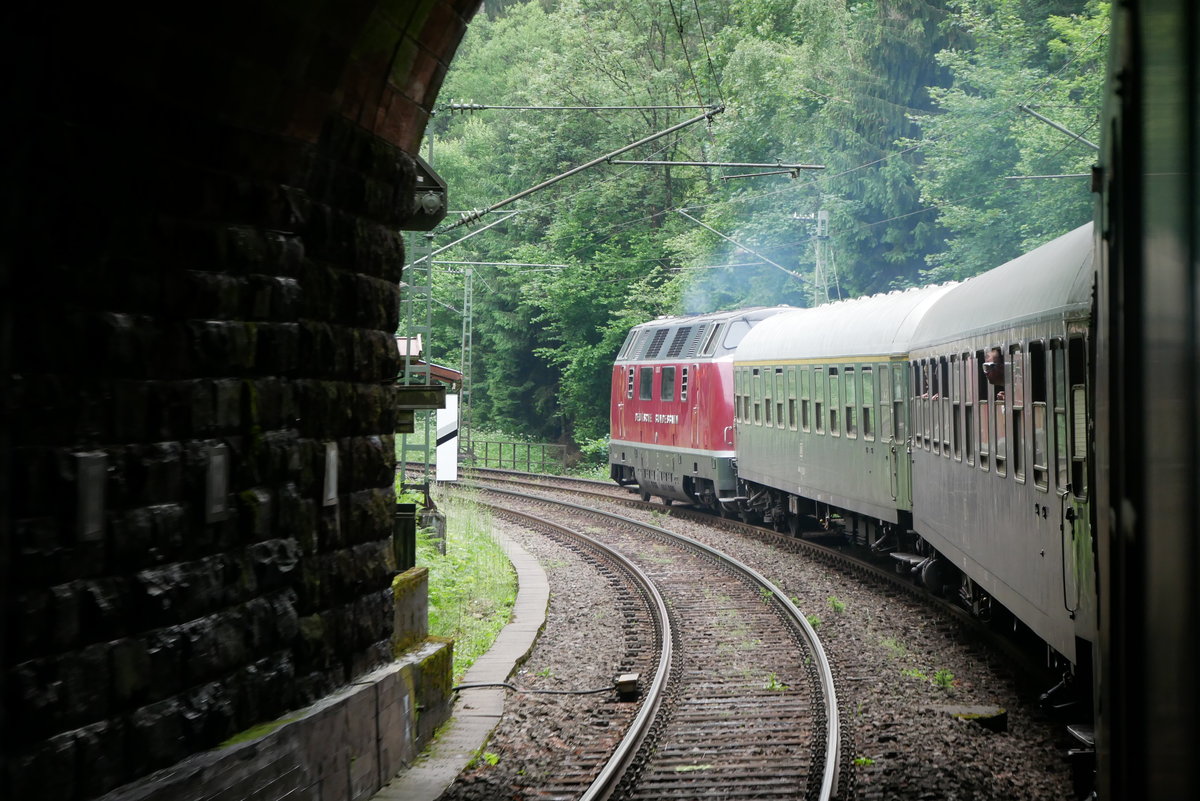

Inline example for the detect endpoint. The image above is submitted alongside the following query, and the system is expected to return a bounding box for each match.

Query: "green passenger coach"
[730,284,955,540]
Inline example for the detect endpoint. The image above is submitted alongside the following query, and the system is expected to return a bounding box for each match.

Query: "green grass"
[419,492,517,683]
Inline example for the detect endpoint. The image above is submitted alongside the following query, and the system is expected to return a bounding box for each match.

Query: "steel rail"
[473,495,675,801]
[459,466,1049,689]
[471,483,841,801]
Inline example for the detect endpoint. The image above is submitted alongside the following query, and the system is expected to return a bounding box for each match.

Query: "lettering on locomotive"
[634,412,680,424]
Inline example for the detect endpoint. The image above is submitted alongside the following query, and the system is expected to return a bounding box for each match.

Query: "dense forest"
[408,0,1108,453]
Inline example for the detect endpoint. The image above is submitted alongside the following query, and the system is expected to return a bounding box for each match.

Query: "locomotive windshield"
[723,319,753,350]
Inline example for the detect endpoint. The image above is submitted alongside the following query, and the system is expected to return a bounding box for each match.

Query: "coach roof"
[909,222,1094,350]
[734,282,957,364]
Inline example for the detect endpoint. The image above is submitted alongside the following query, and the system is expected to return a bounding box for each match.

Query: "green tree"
[911,0,1107,279]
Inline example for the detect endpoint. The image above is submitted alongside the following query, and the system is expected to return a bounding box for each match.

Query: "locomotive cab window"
[723,319,752,350]
[661,366,676,402]
[639,366,654,401]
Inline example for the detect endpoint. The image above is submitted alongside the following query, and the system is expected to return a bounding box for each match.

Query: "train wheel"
[921,558,949,596]
[718,503,736,519]
[660,497,673,507]
[640,489,651,503]
[787,514,801,537]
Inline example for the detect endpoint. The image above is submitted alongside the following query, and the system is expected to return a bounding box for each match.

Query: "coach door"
[878,364,900,501]
[1055,336,1090,614]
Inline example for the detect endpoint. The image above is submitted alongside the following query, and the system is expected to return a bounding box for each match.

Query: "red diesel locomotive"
[608,307,793,511]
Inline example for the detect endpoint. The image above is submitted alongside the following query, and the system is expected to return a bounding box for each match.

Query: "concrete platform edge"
[371,526,549,801]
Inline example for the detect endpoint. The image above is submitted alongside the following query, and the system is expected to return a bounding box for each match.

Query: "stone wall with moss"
[2,3,478,798]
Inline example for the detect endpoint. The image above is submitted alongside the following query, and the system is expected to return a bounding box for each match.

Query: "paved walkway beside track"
[372,529,548,801]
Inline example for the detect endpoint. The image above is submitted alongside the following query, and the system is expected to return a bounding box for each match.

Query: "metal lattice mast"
[459,267,474,456]
[814,209,831,304]
[399,234,435,489]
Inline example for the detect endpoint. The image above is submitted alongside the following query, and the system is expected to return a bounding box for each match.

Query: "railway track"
[451,466,1052,682]
[461,484,841,801]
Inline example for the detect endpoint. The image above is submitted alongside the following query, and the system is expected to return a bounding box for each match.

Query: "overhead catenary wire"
[690,0,724,106]
[445,102,717,112]
[675,208,810,285]
[431,19,1107,276]
[441,106,724,231]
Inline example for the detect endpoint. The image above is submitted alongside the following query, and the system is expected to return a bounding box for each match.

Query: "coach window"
[699,323,724,357]
[764,375,773,426]
[950,357,962,461]
[829,367,841,436]
[787,367,798,430]
[920,361,932,450]
[1053,340,1068,492]
[923,361,934,450]
[911,361,921,446]
[893,366,906,442]
[844,367,857,438]
[1010,345,1025,483]
[964,354,975,466]
[993,346,1007,478]
[939,357,952,457]
[776,368,786,429]
[977,351,990,471]
[626,367,635,400]
[1030,341,1049,490]
[801,368,811,432]
[752,368,763,425]
[639,366,654,401]
[661,366,676,402]
[878,366,888,441]
[862,366,875,441]
[1068,336,1088,498]
[930,360,942,452]
[814,367,826,434]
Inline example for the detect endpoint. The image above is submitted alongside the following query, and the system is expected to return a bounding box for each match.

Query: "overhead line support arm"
[442,106,725,232]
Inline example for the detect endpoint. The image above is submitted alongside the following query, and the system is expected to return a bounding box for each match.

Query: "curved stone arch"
[2,4,483,799]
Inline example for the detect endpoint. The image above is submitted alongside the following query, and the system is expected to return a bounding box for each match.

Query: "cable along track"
[469,484,841,801]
